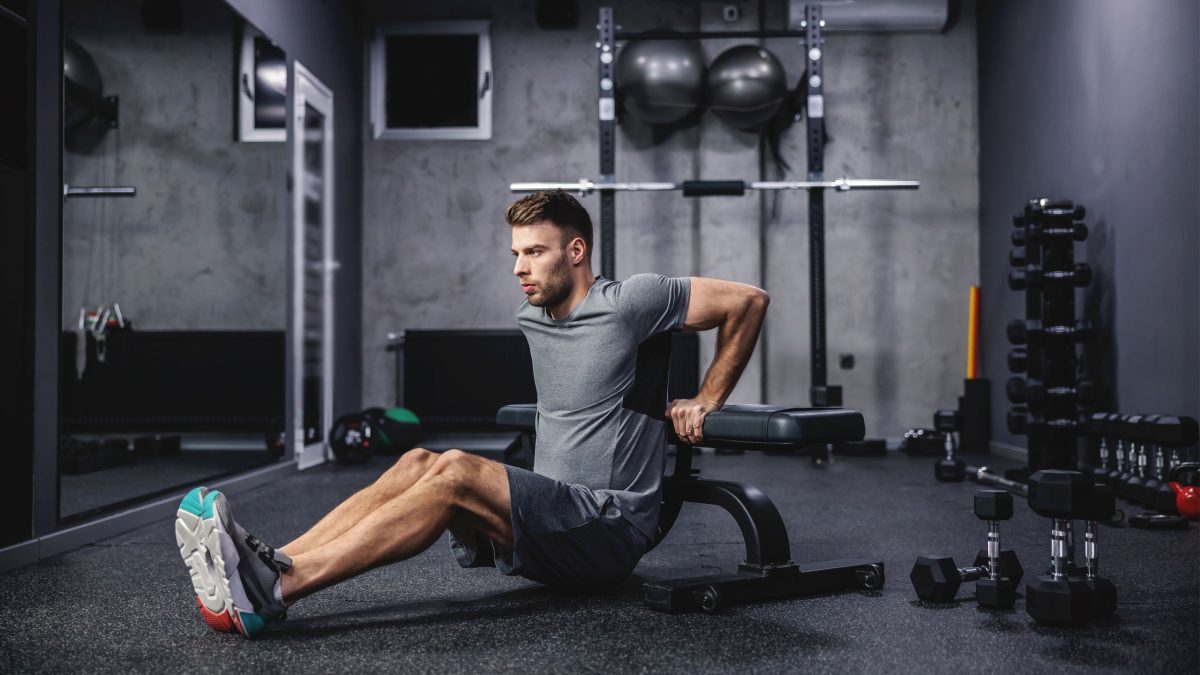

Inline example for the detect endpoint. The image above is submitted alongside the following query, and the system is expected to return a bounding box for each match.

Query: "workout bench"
[496,403,886,612]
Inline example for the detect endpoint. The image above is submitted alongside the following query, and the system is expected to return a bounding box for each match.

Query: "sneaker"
[175,486,292,637]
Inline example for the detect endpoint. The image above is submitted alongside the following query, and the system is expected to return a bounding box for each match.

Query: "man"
[175,190,769,637]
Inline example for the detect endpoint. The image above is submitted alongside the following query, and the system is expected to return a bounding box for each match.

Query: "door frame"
[290,61,335,470]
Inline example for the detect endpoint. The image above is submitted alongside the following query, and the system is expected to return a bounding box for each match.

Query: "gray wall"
[62,0,287,330]
[979,0,1200,451]
[362,0,980,439]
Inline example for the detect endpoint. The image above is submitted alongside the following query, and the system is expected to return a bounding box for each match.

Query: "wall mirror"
[59,0,289,522]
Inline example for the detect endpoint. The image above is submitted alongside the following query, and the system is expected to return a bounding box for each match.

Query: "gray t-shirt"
[516,274,691,542]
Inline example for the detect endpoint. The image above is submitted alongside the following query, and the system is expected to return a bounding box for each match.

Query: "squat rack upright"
[512,5,920,410]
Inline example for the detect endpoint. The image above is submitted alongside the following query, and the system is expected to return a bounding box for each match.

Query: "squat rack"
[511,5,920,409]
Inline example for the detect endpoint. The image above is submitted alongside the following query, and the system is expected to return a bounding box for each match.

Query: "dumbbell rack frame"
[1007,199,1093,476]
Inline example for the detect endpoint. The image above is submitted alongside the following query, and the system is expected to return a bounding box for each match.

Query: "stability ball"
[706,45,788,131]
[615,38,706,126]
[64,39,103,130]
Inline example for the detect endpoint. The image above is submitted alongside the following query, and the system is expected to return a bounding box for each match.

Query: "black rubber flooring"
[1,451,1197,673]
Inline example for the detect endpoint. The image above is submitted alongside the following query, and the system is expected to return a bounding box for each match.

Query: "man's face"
[511,222,573,308]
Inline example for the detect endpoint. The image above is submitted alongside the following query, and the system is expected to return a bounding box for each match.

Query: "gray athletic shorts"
[448,464,651,591]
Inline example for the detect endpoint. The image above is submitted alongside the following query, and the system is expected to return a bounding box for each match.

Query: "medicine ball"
[706,45,788,131]
[365,407,422,455]
[329,413,376,464]
[615,38,706,126]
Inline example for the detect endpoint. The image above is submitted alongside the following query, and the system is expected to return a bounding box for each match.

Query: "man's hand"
[666,398,721,445]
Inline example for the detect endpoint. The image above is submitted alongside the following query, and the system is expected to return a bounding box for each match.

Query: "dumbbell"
[1075,480,1119,615]
[1079,412,1119,486]
[1025,199,1082,217]
[1012,226,1089,247]
[1009,263,1092,290]
[910,491,1023,608]
[1006,377,1097,407]
[1027,221,1088,242]
[1022,198,1086,221]
[1007,319,1094,345]
[1105,413,1132,485]
[1117,414,1148,500]
[933,409,965,482]
[1125,415,1162,505]
[1006,408,1077,435]
[1025,470,1112,626]
[1007,348,1027,373]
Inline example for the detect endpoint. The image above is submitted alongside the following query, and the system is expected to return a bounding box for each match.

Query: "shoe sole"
[175,487,265,637]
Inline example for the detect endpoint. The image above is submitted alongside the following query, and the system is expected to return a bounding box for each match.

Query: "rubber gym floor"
[1,451,1196,673]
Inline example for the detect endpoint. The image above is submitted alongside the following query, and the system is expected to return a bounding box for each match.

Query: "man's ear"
[568,237,587,265]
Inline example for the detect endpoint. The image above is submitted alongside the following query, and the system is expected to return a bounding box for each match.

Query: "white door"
[291,62,335,470]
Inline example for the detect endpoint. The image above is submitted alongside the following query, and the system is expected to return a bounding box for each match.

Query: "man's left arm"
[666,277,770,445]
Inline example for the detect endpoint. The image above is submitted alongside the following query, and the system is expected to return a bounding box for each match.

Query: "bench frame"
[499,405,885,612]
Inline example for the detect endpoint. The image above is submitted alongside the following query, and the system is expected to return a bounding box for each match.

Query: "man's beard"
[528,254,573,309]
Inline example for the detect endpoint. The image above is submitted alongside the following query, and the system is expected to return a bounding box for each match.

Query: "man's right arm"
[666,277,769,445]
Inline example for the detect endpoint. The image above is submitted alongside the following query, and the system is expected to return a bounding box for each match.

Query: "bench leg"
[642,559,885,613]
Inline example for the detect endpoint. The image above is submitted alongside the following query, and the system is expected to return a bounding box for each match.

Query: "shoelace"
[244,532,293,572]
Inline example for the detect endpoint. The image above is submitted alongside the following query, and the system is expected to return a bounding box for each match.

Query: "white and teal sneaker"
[175,486,291,638]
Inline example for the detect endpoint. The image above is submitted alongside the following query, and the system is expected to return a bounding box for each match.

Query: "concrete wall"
[978,0,1200,452]
[62,0,288,330]
[362,0,980,439]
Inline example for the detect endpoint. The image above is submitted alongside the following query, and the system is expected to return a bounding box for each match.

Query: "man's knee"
[426,449,490,498]
[380,447,436,484]
[428,448,470,481]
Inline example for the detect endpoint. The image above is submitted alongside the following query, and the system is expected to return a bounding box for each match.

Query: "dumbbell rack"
[1005,199,1095,477]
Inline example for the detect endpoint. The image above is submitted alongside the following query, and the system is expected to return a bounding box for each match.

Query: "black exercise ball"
[706,45,788,132]
[615,38,706,126]
[64,39,103,130]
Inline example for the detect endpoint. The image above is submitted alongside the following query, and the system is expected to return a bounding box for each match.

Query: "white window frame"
[238,24,287,142]
[370,20,493,140]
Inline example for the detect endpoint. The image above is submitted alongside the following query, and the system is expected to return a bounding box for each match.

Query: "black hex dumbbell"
[1081,412,1118,485]
[1009,263,1092,291]
[933,409,966,481]
[1124,415,1160,504]
[1007,377,1097,407]
[1025,471,1094,626]
[1073,480,1119,615]
[1009,248,1027,268]
[1117,414,1147,500]
[1006,407,1077,436]
[1007,319,1095,345]
[1026,471,1114,626]
[910,491,1023,608]
[1105,413,1133,485]
[1027,220,1088,242]
[1024,198,1085,220]
[972,490,1024,608]
[1007,348,1027,374]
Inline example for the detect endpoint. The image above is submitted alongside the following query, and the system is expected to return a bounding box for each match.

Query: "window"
[370,21,492,140]
[238,24,287,142]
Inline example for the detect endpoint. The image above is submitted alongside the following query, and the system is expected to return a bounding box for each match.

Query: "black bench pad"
[496,403,864,449]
